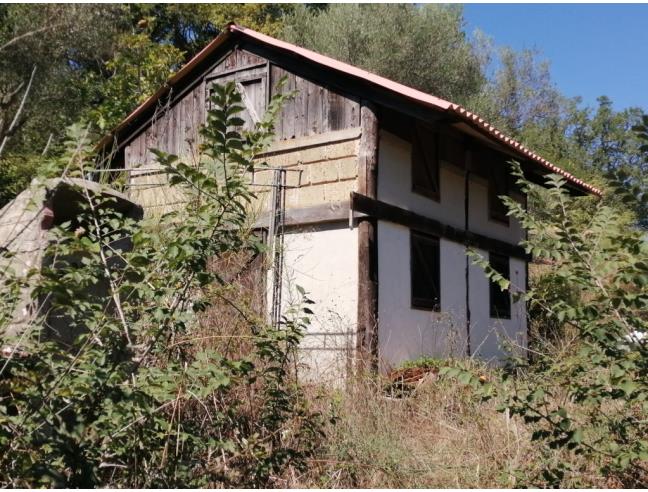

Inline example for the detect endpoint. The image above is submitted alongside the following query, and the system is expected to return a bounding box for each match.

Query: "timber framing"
[253,200,350,229]
[356,103,379,370]
[350,192,529,261]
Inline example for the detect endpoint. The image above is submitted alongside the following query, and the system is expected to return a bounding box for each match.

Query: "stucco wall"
[377,222,468,372]
[276,223,358,381]
[467,171,525,245]
[376,129,527,369]
[377,131,465,229]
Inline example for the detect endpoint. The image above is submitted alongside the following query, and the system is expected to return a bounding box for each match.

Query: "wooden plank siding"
[270,65,360,140]
[123,47,361,219]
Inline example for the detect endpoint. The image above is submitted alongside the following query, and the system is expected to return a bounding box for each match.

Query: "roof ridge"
[99,23,602,196]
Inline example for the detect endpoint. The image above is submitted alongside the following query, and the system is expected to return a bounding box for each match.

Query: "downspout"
[464,146,472,356]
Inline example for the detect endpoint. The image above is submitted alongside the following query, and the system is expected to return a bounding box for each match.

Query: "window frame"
[488,156,511,226]
[410,230,441,311]
[411,124,440,202]
[489,251,512,319]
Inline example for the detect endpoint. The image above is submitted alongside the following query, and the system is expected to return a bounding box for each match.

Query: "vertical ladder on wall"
[268,168,287,329]
[249,167,303,329]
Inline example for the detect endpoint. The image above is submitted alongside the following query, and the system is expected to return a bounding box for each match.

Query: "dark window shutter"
[489,154,510,224]
[489,252,511,319]
[410,230,441,311]
[412,124,440,200]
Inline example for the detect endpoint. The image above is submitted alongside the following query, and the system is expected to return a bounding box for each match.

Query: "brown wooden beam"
[356,102,379,371]
[351,192,529,261]
[253,200,350,229]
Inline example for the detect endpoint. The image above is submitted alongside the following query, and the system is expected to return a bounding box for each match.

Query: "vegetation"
[283,4,485,105]
[1,4,647,488]
[0,82,322,487]
[468,161,648,486]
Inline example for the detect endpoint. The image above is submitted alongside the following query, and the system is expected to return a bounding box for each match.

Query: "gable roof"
[99,23,602,196]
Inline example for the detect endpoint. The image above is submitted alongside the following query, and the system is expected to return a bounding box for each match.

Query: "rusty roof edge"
[447,105,602,196]
[98,23,602,197]
[230,25,602,197]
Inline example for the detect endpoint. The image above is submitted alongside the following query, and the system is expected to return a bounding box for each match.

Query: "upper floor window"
[489,252,511,319]
[489,159,510,225]
[411,124,440,201]
[410,230,441,311]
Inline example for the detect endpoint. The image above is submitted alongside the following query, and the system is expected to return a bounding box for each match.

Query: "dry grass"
[287,361,621,489]
[293,367,531,488]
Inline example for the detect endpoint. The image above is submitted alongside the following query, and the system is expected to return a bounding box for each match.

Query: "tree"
[0,4,124,155]
[0,4,291,207]
[281,4,485,105]
[130,4,293,58]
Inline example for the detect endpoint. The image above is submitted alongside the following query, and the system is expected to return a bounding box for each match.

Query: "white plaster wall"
[376,130,527,368]
[377,130,465,230]
[469,249,527,361]
[377,221,468,372]
[277,223,358,381]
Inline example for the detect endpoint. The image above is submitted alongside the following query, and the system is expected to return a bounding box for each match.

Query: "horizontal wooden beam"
[351,192,529,260]
[253,200,350,229]
[256,127,361,158]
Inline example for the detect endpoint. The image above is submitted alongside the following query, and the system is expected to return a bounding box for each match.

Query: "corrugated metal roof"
[100,23,602,196]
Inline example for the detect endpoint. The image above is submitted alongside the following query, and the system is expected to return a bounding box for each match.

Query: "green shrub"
[469,162,648,487]
[0,81,322,487]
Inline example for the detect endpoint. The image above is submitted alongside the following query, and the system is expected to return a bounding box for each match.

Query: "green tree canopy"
[282,4,485,105]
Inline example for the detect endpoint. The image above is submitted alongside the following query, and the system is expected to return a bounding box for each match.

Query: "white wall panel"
[276,223,358,381]
[377,221,468,371]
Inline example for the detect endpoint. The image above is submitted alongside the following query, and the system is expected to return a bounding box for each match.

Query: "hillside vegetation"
[1,4,647,488]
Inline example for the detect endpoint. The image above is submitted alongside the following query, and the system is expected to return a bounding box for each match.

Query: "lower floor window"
[410,230,440,311]
[489,252,511,319]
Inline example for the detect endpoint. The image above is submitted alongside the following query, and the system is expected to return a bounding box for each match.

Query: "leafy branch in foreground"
[0,81,320,487]
[467,162,648,486]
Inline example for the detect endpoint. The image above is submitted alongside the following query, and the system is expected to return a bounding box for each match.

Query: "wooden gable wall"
[123,46,362,218]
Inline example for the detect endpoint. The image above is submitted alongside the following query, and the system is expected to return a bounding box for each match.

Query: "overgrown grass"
[289,358,621,488]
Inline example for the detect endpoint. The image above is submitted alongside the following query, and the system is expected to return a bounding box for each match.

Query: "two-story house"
[98,24,601,378]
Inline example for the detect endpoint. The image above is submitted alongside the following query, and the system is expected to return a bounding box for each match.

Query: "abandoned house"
[96,24,601,378]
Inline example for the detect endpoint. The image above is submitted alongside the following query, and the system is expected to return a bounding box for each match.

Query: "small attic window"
[411,124,440,201]
[489,157,510,225]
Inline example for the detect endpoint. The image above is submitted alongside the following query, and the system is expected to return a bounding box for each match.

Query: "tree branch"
[0,65,37,157]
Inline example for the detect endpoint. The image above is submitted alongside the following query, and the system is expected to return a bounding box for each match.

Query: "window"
[489,252,511,319]
[411,124,440,200]
[410,230,440,311]
[208,67,267,130]
[489,158,510,225]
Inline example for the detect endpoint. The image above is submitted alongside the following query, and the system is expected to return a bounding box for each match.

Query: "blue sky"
[462,4,648,111]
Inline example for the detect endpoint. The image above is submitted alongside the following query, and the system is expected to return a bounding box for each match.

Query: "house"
[97,24,601,378]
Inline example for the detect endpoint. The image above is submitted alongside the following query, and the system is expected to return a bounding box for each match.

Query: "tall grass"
[291,359,616,488]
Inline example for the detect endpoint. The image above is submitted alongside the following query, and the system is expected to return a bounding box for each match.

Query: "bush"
[0,81,323,487]
[469,163,648,486]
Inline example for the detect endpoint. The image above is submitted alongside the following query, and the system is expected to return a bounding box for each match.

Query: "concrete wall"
[376,130,527,369]
[277,223,358,381]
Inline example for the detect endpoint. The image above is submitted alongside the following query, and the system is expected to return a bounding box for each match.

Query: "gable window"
[489,252,511,319]
[208,67,267,130]
[489,158,510,225]
[410,230,440,311]
[411,124,440,201]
